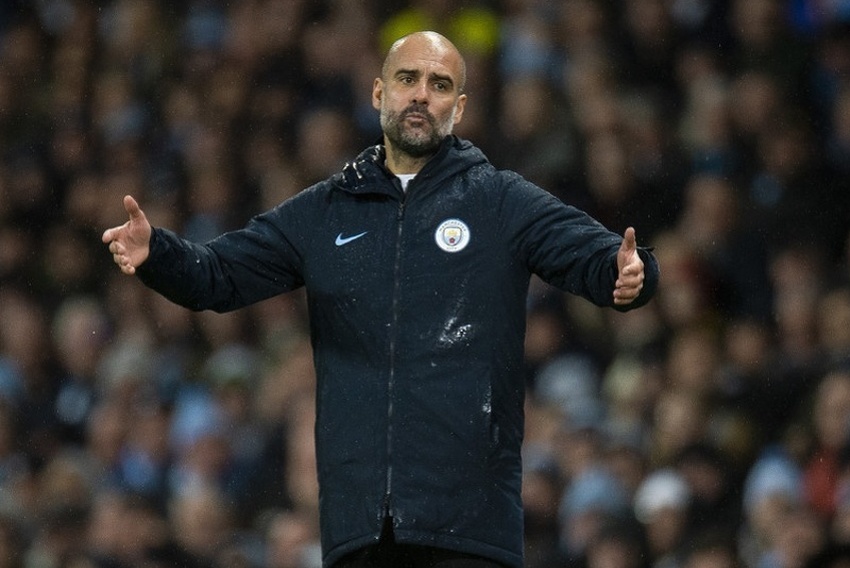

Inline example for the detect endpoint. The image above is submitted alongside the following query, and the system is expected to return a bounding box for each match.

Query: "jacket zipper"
[384,193,406,520]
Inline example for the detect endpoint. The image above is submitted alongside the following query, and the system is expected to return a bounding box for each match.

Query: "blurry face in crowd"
[373,32,467,159]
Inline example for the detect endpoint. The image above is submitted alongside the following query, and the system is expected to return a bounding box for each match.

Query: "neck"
[383,140,434,175]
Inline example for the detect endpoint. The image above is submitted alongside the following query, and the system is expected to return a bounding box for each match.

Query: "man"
[103,31,659,568]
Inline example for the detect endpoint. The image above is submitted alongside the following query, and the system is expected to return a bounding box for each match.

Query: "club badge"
[435,218,471,253]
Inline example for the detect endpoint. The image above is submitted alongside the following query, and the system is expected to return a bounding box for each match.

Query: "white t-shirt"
[397,174,416,191]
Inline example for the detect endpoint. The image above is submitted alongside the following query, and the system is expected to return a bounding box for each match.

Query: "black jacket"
[137,136,659,567]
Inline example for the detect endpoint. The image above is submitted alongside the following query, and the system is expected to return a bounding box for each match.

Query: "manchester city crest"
[435,218,471,253]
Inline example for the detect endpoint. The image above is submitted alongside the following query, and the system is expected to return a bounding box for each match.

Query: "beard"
[380,102,457,158]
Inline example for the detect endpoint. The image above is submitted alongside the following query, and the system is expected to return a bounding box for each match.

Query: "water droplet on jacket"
[437,316,473,347]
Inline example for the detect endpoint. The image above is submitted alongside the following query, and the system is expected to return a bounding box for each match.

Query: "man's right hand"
[102,195,152,275]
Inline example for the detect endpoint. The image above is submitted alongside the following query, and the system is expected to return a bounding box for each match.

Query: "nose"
[410,80,429,104]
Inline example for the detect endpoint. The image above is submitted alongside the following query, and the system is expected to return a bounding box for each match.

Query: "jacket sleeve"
[136,201,305,313]
[499,173,659,310]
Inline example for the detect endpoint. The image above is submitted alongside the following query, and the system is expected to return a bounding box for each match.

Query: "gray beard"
[380,103,456,158]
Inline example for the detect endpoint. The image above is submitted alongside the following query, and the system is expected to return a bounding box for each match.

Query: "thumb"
[621,226,637,253]
[124,195,143,221]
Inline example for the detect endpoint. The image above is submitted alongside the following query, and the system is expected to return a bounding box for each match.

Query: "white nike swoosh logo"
[335,231,368,246]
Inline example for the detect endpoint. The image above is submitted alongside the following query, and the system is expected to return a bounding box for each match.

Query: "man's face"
[373,34,467,158]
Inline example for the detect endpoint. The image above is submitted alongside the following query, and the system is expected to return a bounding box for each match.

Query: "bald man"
[104,31,659,568]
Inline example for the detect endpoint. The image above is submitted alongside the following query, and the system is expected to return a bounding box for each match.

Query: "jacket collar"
[332,136,487,197]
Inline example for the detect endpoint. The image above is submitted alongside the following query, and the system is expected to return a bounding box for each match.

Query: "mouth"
[402,107,432,123]
[403,114,433,133]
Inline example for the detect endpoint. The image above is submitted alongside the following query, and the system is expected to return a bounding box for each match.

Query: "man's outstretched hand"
[102,195,152,275]
[614,227,645,306]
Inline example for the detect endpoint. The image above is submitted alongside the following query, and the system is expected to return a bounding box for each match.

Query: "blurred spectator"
[617,0,684,99]
[831,450,850,544]
[788,0,850,36]
[0,289,62,469]
[826,83,850,175]
[51,296,110,446]
[558,466,631,565]
[0,513,24,568]
[281,391,319,518]
[522,448,563,568]
[680,531,741,568]
[86,489,166,566]
[491,75,575,191]
[818,287,850,368]
[760,504,826,568]
[675,443,741,543]
[650,389,710,468]
[634,468,692,567]
[675,174,772,320]
[23,451,95,567]
[800,370,850,519]
[584,518,649,568]
[769,245,829,389]
[727,0,811,104]
[677,74,739,177]
[262,508,321,568]
[168,485,235,567]
[556,0,611,58]
[719,317,787,449]
[114,401,171,506]
[295,106,358,185]
[498,0,561,85]
[805,543,850,568]
[739,447,805,567]
[746,110,848,256]
[84,398,128,491]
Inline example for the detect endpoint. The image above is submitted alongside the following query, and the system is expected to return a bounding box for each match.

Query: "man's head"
[373,31,467,165]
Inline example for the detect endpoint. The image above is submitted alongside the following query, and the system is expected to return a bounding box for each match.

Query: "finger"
[620,259,644,277]
[614,293,637,304]
[614,284,642,304]
[124,195,143,220]
[102,228,116,243]
[617,274,644,288]
[617,280,643,293]
[113,252,136,275]
[110,240,129,256]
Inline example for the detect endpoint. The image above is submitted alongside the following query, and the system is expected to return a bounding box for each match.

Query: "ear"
[372,78,383,111]
[453,94,468,125]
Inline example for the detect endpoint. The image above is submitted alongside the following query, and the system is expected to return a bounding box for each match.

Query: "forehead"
[384,34,462,78]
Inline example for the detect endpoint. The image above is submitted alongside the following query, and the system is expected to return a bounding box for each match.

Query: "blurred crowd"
[1,0,850,567]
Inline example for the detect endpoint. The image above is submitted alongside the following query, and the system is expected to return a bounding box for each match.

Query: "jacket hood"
[332,135,489,196]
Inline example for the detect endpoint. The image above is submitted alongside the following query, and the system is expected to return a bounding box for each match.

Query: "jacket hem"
[393,529,522,568]
[322,533,382,568]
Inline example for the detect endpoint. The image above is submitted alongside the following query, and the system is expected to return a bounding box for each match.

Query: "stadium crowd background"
[1,0,850,566]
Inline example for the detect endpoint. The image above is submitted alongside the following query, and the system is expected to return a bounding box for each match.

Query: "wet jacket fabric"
[136,136,660,567]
